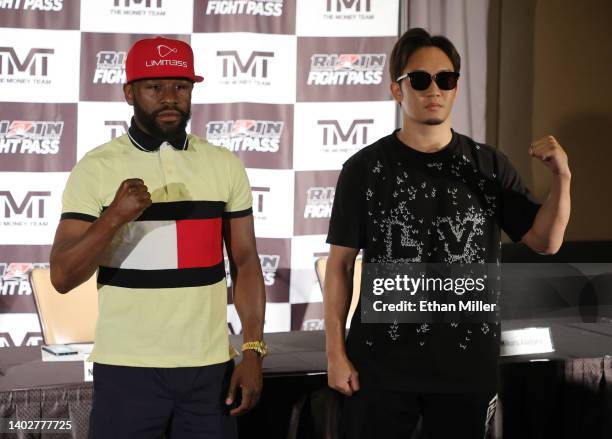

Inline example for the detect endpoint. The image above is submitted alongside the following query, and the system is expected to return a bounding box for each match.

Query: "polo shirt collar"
[127,117,188,152]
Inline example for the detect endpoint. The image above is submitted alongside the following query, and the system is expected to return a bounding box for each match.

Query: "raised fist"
[106,178,152,225]
[529,135,570,178]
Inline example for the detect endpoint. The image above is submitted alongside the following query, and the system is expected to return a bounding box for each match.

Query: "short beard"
[133,98,191,140]
[423,119,444,126]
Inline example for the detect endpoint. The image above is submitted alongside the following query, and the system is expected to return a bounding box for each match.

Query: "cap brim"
[193,75,204,83]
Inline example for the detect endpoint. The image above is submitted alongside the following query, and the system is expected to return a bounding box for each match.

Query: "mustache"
[152,107,191,118]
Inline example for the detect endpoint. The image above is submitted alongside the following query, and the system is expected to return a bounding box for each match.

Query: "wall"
[494,0,612,241]
[531,0,612,240]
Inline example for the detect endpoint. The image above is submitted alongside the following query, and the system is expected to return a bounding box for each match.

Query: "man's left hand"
[225,351,263,416]
[529,135,571,178]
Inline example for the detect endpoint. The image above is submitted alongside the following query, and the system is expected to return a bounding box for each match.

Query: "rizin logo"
[317,119,373,152]
[0,191,51,226]
[104,120,129,140]
[0,120,63,155]
[0,262,48,296]
[260,254,280,286]
[206,120,283,153]
[304,187,334,219]
[111,0,165,16]
[205,0,283,17]
[217,51,275,85]
[93,50,126,84]
[223,254,279,288]
[302,319,324,331]
[324,0,373,18]
[308,53,385,85]
[0,0,64,11]
[0,47,54,84]
[157,44,177,58]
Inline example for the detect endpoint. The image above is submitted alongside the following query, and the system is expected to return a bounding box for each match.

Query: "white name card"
[84,360,94,382]
[500,327,554,357]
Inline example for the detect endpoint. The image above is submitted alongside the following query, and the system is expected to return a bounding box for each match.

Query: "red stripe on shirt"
[176,218,223,268]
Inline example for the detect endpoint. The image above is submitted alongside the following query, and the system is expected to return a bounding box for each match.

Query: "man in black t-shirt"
[324,28,571,439]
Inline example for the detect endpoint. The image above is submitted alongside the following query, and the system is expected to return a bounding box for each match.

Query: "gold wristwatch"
[241,340,268,357]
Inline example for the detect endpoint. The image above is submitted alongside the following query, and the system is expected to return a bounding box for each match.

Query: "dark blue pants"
[89,360,237,439]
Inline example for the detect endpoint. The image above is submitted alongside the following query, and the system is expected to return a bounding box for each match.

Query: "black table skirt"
[1,326,611,438]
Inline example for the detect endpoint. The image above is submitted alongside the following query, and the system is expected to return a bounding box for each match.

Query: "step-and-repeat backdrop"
[0,0,399,347]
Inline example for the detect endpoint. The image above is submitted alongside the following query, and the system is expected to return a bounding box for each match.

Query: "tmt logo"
[94,51,126,84]
[217,51,275,84]
[104,120,129,140]
[0,191,50,219]
[113,0,162,7]
[317,119,373,152]
[111,0,165,16]
[251,186,270,215]
[304,187,335,219]
[0,47,54,77]
[326,0,371,12]
[0,333,43,348]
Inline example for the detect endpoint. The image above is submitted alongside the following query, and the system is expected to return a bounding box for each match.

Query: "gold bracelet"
[241,340,268,357]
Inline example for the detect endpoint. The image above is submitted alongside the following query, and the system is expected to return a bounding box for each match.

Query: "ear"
[390,81,403,105]
[123,83,134,106]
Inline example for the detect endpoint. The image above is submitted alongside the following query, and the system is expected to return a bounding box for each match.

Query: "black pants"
[89,360,237,439]
[341,388,496,439]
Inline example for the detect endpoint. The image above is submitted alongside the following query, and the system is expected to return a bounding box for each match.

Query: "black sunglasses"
[396,71,460,91]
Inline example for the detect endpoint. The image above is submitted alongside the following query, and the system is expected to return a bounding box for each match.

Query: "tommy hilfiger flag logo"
[63,200,251,289]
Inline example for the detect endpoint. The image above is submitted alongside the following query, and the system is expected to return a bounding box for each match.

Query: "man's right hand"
[50,178,151,293]
[105,178,152,225]
[327,354,360,396]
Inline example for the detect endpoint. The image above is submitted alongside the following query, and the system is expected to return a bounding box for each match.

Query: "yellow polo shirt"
[61,132,252,367]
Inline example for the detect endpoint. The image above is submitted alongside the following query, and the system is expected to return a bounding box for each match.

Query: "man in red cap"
[50,36,267,438]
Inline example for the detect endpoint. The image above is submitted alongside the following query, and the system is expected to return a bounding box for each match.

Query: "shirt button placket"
[159,142,173,199]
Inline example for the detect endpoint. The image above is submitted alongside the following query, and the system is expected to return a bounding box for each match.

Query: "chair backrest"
[314,257,362,327]
[30,268,98,345]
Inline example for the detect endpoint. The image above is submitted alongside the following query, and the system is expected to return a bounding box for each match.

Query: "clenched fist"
[529,135,571,178]
[106,178,152,225]
[327,354,360,396]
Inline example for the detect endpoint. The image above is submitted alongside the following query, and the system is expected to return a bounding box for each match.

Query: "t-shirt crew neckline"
[391,128,459,160]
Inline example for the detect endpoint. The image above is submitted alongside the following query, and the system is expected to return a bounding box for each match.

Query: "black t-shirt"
[326,129,541,393]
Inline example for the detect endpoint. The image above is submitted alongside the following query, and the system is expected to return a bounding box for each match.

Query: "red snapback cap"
[125,36,203,83]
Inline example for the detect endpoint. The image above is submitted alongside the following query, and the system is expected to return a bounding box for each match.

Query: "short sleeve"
[61,156,102,222]
[326,159,367,249]
[497,152,541,242]
[224,151,253,218]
